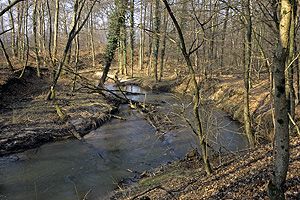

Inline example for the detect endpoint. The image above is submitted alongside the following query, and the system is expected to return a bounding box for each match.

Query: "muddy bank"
[0,67,120,156]
[173,75,293,142]
[110,136,300,200]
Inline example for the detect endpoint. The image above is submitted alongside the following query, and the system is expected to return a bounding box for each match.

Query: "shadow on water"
[0,85,248,200]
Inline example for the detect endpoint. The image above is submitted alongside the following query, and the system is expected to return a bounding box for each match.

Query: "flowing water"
[0,85,248,200]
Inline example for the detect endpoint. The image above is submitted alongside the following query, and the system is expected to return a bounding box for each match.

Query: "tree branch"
[0,0,25,17]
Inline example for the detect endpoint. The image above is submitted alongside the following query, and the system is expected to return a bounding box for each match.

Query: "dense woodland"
[0,0,300,199]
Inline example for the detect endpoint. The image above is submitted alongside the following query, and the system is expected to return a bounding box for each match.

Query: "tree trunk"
[244,0,255,147]
[129,0,134,77]
[8,0,16,57]
[152,0,160,82]
[147,1,153,76]
[33,0,41,77]
[267,0,291,199]
[159,9,168,81]
[138,0,145,71]
[286,0,296,128]
[296,43,300,103]
[90,12,96,68]
[72,4,80,92]
[53,0,60,63]
[220,0,230,69]
[118,23,127,75]
[122,25,128,75]
[99,0,127,85]
[118,40,123,74]
[17,2,24,60]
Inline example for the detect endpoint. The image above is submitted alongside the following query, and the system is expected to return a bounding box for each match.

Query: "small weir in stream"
[0,85,248,200]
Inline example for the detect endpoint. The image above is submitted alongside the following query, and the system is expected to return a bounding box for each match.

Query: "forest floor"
[0,66,119,156]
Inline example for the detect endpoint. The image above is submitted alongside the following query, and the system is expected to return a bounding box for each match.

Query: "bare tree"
[162,0,212,175]
[47,0,97,100]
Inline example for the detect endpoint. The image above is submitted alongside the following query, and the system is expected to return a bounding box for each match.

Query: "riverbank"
[111,136,300,199]
[0,67,119,156]
[110,73,300,199]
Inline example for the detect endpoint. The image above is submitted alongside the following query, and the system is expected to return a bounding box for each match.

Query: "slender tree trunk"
[118,40,123,74]
[267,0,291,199]
[8,0,16,57]
[296,44,300,103]
[220,0,230,69]
[244,0,255,147]
[23,0,29,70]
[147,1,153,76]
[286,0,296,127]
[40,1,46,66]
[71,0,79,91]
[72,28,80,92]
[118,24,127,75]
[22,1,26,63]
[33,0,41,77]
[208,0,215,77]
[122,26,128,75]
[46,0,53,67]
[66,5,75,65]
[138,0,145,71]
[53,0,60,63]
[37,0,43,66]
[19,0,29,78]
[194,21,199,72]
[90,12,96,68]
[152,0,160,82]
[129,0,134,77]
[17,2,24,60]
[159,9,168,81]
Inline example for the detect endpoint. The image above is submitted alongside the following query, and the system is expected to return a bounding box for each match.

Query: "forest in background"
[0,0,300,199]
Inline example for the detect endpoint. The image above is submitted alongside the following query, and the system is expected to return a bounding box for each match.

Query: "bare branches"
[46,0,98,100]
[0,0,25,17]
[0,28,13,36]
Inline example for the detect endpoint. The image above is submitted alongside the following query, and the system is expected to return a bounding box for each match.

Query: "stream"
[0,85,248,200]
